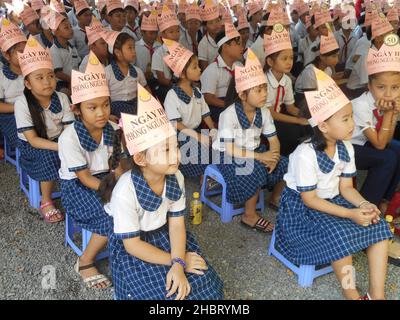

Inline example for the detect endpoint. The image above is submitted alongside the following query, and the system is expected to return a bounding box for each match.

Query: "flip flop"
[241,217,274,233]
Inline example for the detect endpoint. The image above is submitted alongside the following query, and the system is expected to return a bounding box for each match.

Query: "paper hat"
[217,21,240,47]
[235,48,266,92]
[387,7,399,21]
[162,38,194,77]
[164,0,176,13]
[71,51,110,104]
[200,0,220,21]
[178,0,188,14]
[157,5,179,32]
[367,33,400,75]
[186,3,202,21]
[74,0,90,16]
[267,5,288,26]
[320,31,339,55]
[297,0,309,16]
[314,7,332,28]
[103,29,120,53]
[121,84,176,155]
[264,23,292,57]
[42,9,66,31]
[0,19,27,52]
[17,35,53,77]
[49,0,66,14]
[220,5,232,24]
[106,0,123,15]
[141,10,158,31]
[98,0,107,12]
[305,67,350,127]
[371,12,394,39]
[21,5,40,26]
[364,9,377,27]
[247,0,263,17]
[86,18,106,45]
[237,8,249,30]
[30,0,44,11]
[4,0,24,15]
[124,0,139,11]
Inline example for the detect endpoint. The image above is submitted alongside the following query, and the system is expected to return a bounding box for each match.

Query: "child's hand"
[297,117,310,126]
[109,115,119,124]
[258,150,280,165]
[265,161,277,173]
[360,202,381,224]
[185,252,208,275]
[393,97,400,114]
[166,264,191,300]
[348,208,375,227]
[375,99,394,112]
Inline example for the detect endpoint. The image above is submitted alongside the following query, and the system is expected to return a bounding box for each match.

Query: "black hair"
[125,6,138,15]
[108,8,124,16]
[224,76,240,107]
[172,55,197,83]
[257,13,270,38]
[112,32,134,58]
[23,87,48,139]
[215,30,241,54]
[305,45,339,68]
[101,6,107,16]
[77,8,91,17]
[366,25,372,41]
[368,71,400,82]
[264,50,282,72]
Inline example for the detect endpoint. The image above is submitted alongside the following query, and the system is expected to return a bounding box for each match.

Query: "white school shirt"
[334,29,358,66]
[200,55,239,98]
[151,43,172,80]
[295,64,333,93]
[197,34,218,65]
[351,91,380,146]
[290,24,299,48]
[110,170,186,237]
[15,91,74,141]
[266,70,295,112]
[250,36,266,68]
[346,53,368,90]
[105,61,147,102]
[303,37,320,66]
[134,39,161,74]
[67,9,78,28]
[50,39,81,78]
[71,26,89,59]
[164,86,211,129]
[58,120,119,180]
[212,102,277,152]
[284,140,357,199]
[295,20,308,39]
[297,35,315,63]
[122,24,142,41]
[345,33,370,70]
[249,23,259,43]
[0,66,24,104]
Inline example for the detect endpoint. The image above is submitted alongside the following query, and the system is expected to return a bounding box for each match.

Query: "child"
[249,13,270,69]
[180,3,202,55]
[247,1,263,43]
[109,84,224,300]
[265,23,309,157]
[0,19,27,149]
[197,0,222,71]
[334,11,358,71]
[20,5,42,37]
[15,36,74,223]
[48,10,81,95]
[59,52,121,289]
[106,0,126,32]
[134,11,161,92]
[297,16,318,65]
[345,15,369,73]
[213,49,288,232]
[201,23,243,123]
[151,5,181,103]
[163,40,216,178]
[294,0,309,39]
[67,0,79,28]
[275,68,391,300]
[235,8,252,49]
[351,34,400,213]
[104,31,148,117]
[124,0,141,41]
[35,7,54,49]
[79,18,109,72]
[71,0,92,59]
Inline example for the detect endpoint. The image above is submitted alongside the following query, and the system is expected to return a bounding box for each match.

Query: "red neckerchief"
[373,109,384,131]
[144,43,155,57]
[341,33,352,63]
[206,34,218,48]
[274,85,285,112]
[214,57,234,77]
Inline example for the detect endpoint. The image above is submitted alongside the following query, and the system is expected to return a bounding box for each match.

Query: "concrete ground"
[1,161,399,300]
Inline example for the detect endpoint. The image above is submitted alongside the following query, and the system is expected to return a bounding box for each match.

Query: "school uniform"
[250,35,266,69]
[123,24,142,41]
[0,64,25,148]
[275,140,392,265]
[295,20,308,39]
[164,85,211,177]
[249,23,259,43]
[212,102,289,204]
[200,55,239,123]
[297,35,315,64]
[71,26,89,59]
[334,29,358,68]
[108,169,224,300]
[58,120,119,236]
[67,8,79,28]
[351,92,400,205]
[50,38,81,91]
[105,60,147,117]
[345,33,370,70]
[134,39,161,75]
[15,92,74,181]
[303,37,320,66]
[295,64,333,93]
[197,34,219,66]
[34,32,53,49]
[151,44,172,103]
[179,29,202,55]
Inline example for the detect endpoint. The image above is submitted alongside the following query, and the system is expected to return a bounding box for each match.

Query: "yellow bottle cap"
[193,192,200,199]
[386,215,394,223]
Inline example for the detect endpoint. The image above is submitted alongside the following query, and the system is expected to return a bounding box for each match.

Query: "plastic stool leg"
[298,265,315,287]
[29,177,41,209]
[268,229,276,256]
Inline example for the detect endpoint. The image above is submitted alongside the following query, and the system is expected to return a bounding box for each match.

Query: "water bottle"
[386,215,395,234]
[190,192,202,225]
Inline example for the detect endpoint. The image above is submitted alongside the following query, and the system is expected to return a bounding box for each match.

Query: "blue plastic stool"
[3,136,19,172]
[65,213,109,261]
[268,229,333,287]
[19,166,61,208]
[200,164,264,223]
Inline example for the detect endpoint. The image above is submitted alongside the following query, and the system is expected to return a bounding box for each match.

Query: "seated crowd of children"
[0,0,399,300]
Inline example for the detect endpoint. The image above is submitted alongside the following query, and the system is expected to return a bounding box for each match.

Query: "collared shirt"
[266,70,295,113]
[250,35,266,68]
[123,24,142,41]
[110,170,186,236]
[0,64,24,104]
[15,91,74,141]
[198,34,218,64]
[71,26,89,59]
[249,23,259,43]
[345,33,370,70]
[135,38,161,75]
[347,52,369,90]
[67,9,78,28]
[58,120,119,180]
[297,35,315,63]
[284,140,357,199]
[164,85,210,129]
[179,29,201,54]
[334,29,358,65]
[151,43,172,80]
[295,20,308,39]
[50,38,81,78]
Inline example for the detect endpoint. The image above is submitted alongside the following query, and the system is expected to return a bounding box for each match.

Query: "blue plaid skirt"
[178,133,210,177]
[111,99,137,118]
[18,139,60,181]
[217,145,289,204]
[0,113,18,148]
[60,173,113,236]
[110,224,224,300]
[275,187,392,265]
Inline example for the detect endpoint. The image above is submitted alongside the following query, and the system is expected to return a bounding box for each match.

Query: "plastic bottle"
[190,192,202,225]
[386,215,395,234]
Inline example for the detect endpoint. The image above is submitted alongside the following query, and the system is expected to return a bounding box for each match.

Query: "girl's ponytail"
[23,87,48,139]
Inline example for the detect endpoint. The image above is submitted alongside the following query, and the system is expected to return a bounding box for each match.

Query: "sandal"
[359,293,371,300]
[268,202,279,211]
[74,257,112,289]
[241,217,274,233]
[39,201,64,223]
